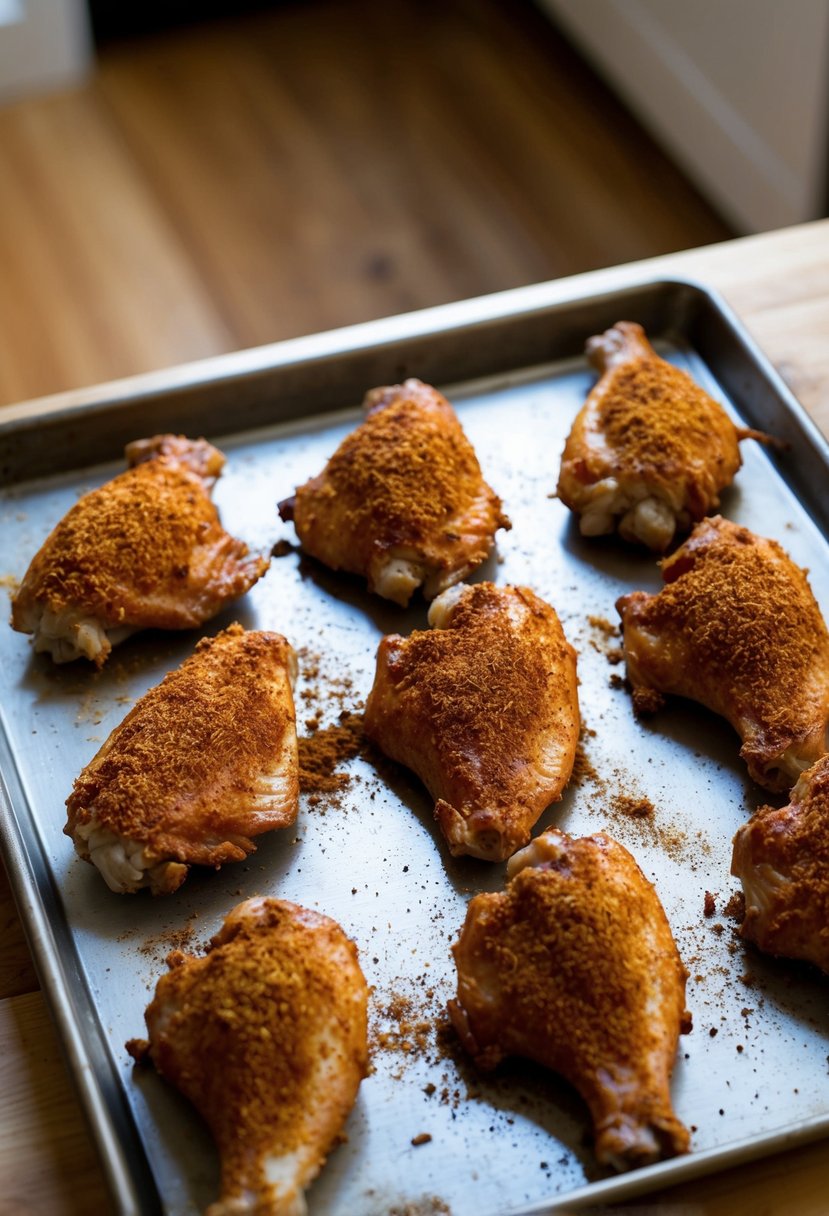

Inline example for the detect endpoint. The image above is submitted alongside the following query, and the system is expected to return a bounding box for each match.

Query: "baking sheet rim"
[1,269,828,1215]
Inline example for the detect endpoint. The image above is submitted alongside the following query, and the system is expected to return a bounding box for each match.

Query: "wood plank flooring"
[0,0,732,408]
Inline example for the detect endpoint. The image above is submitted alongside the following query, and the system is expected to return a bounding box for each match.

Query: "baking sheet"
[1,277,828,1215]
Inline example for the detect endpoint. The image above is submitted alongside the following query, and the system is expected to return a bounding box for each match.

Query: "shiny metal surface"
[1,278,827,1215]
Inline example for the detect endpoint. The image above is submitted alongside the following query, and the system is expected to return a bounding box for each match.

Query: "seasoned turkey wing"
[557,321,769,551]
[65,624,298,894]
[363,581,579,860]
[449,829,692,1171]
[732,754,829,973]
[616,516,829,791]
[278,378,510,606]
[11,434,268,667]
[127,897,368,1216]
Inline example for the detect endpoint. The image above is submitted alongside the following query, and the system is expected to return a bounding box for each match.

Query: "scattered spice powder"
[571,739,600,788]
[388,1200,450,1216]
[298,711,365,802]
[371,990,437,1062]
[587,615,618,638]
[613,793,654,819]
[724,891,746,922]
[586,614,623,665]
[139,916,199,966]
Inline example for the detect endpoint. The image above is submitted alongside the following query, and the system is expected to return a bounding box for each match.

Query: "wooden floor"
[0,0,732,409]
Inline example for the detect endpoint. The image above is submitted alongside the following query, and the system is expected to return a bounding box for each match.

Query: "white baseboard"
[0,0,92,104]
[537,0,829,233]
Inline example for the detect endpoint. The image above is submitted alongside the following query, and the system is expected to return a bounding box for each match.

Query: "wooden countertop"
[2,220,828,1215]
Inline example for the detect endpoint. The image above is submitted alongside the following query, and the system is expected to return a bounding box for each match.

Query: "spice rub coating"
[363,581,579,860]
[127,896,368,1216]
[278,379,510,606]
[557,321,769,551]
[11,434,268,667]
[732,754,829,973]
[66,624,299,894]
[616,515,829,791]
[449,828,692,1171]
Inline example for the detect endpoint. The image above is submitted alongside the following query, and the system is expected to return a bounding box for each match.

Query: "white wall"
[0,0,92,104]
[538,0,829,233]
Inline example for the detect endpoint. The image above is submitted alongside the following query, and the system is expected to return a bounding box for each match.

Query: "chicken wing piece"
[11,434,268,667]
[616,516,829,791]
[732,755,829,973]
[278,379,510,606]
[65,624,298,894]
[363,582,579,860]
[127,896,369,1216]
[449,828,692,1171]
[557,322,770,551]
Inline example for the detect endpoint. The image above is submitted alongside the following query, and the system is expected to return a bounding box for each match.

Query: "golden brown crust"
[617,516,829,790]
[65,624,298,871]
[450,829,691,1169]
[124,433,225,480]
[363,582,579,859]
[137,897,368,1213]
[281,380,509,603]
[556,322,760,549]
[11,435,268,646]
[732,755,829,972]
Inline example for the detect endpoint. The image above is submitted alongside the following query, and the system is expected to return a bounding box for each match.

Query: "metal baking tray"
[1,274,828,1216]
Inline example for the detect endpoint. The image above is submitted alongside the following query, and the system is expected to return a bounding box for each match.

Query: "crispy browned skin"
[11,434,268,666]
[449,829,692,1172]
[363,582,579,860]
[278,379,510,605]
[127,897,368,1216]
[732,755,829,972]
[616,516,829,791]
[557,322,767,551]
[65,624,298,894]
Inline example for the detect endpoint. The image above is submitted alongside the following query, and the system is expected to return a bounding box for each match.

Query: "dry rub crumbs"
[570,739,600,788]
[297,647,362,720]
[704,891,717,917]
[371,990,437,1064]
[298,711,366,806]
[613,793,654,819]
[587,615,618,638]
[369,975,463,1097]
[586,615,624,665]
[724,891,746,922]
[388,1200,450,1216]
[138,915,199,966]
